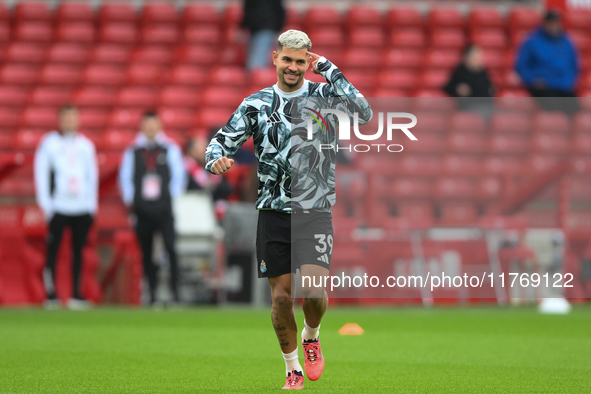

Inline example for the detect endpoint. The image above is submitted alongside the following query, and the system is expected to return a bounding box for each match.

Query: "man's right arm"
[118,148,134,207]
[34,136,52,221]
[205,100,255,174]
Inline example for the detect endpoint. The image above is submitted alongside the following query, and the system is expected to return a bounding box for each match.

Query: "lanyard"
[141,146,161,172]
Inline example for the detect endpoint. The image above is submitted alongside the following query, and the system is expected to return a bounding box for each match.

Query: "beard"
[282,71,301,87]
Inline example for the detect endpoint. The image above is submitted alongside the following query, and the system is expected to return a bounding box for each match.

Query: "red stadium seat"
[222,3,243,28]
[29,87,73,108]
[90,44,131,65]
[116,88,158,109]
[349,28,385,48]
[175,45,218,66]
[132,46,173,65]
[468,8,504,31]
[14,2,52,23]
[423,49,461,70]
[0,87,29,108]
[56,2,94,23]
[435,177,476,199]
[100,23,137,46]
[141,25,179,46]
[389,29,425,49]
[343,71,377,94]
[209,66,247,88]
[533,132,570,154]
[46,44,90,65]
[447,132,486,154]
[482,49,504,72]
[56,23,95,43]
[449,112,486,134]
[0,109,21,130]
[0,65,39,87]
[0,24,8,44]
[563,11,591,32]
[488,134,529,155]
[439,202,477,225]
[183,4,219,27]
[527,154,560,173]
[126,63,163,86]
[418,69,449,90]
[494,95,537,111]
[385,7,423,30]
[197,107,232,130]
[391,178,432,199]
[430,29,466,50]
[573,132,591,154]
[184,26,222,46]
[508,8,541,33]
[15,22,53,43]
[79,110,109,132]
[378,70,418,91]
[570,32,589,55]
[383,48,424,69]
[167,65,208,87]
[108,109,144,130]
[99,3,136,24]
[40,65,82,87]
[20,107,57,130]
[83,64,125,87]
[250,68,278,87]
[201,87,243,109]
[471,29,507,50]
[100,129,136,151]
[490,112,533,135]
[342,48,382,71]
[309,28,345,47]
[533,111,571,134]
[285,7,302,30]
[0,3,8,23]
[346,5,382,27]
[573,112,591,133]
[5,43,46,65]
[304,6,342,28]
[483,155,524,175]
[15,128,45,151]
[478,177,502,203]
[159,107,194,130]
[427,8,464,30]
[158,86,200,108]
[441,155,484,176]
[74,88,117,109]
[142,2,178,25]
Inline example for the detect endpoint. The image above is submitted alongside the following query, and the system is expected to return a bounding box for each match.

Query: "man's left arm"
[168,144,187,199]
[310,52,373,125]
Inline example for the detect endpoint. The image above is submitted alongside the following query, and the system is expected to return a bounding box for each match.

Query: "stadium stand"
[0,1,589,305]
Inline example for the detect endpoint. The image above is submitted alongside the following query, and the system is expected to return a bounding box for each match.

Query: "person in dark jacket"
[242,0,286,71]
[118,111,186,306]
[515,10,580,99]
[443,44,495,97]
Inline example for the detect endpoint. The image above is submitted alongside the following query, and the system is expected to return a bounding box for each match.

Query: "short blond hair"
[277,29,312,52]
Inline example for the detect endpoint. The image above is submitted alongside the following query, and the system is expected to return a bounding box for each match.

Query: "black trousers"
[45,213,94,299]
[134,213,179,303]
[528,87,580,114]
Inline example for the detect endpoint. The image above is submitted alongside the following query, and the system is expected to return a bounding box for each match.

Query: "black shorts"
[256,209,333,278]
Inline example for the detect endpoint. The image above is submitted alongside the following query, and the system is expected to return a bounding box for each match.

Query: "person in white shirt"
[34,104,98,309]
[118,111,186,306]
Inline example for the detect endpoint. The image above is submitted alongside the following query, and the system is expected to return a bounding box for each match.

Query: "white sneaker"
[67,298,91,311]
[43,298,61,310]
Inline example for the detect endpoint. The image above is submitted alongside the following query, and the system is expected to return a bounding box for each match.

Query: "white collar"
[273,80,309,98]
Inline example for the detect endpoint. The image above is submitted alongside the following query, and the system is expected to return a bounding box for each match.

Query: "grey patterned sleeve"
[316,57,373,125]
[205,100,255,173]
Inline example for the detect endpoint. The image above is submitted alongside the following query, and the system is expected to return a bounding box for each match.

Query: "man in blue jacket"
[515,10,580,102]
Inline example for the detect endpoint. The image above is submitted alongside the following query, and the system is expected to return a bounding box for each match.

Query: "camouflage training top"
[205,57,372,213]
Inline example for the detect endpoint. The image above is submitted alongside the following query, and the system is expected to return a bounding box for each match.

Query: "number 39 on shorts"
[314,234,333,254]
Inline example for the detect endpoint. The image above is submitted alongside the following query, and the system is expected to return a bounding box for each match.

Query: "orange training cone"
[339,323,364,335]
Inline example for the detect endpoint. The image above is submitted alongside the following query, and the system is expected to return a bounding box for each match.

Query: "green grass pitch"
[1,305,590,393]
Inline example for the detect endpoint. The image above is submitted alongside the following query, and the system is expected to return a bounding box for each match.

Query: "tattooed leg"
[268,273,297,353]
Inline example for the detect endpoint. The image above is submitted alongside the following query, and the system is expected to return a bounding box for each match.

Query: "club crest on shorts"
[260,260,267,273]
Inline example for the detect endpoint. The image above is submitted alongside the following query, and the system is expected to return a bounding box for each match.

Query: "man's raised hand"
[211,157,235,175]
[308,52,322,75]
